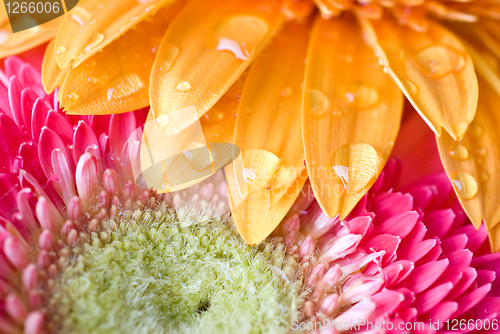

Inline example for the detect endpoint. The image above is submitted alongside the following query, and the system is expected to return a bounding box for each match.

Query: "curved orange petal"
[229,20,309,244]
[0,5,60,58]
[42,39,69,94]
[303,14,403,220]
[436,78,500,251]
[149,0,284,136]
[54,0,177,69]
[57,4,183,115]
[360,17,478,140]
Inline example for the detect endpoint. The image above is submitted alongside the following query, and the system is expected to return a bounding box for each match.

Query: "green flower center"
[49,207,303,334]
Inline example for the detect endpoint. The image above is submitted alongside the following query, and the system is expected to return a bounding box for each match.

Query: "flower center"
[47,206,303,334]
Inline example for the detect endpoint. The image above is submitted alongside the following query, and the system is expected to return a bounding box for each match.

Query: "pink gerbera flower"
[0,55,498,334]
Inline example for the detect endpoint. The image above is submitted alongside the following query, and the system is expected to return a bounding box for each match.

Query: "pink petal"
[374,211,418,239]
[407,259,449,294]
[51,149,77,204]
[8,76,24,128]
[23,311,43,334]
[18,142,44,182]
[344,216,372,236]
[363,234,400,265]
[476,270,496,286]
[424,209,455,239]
[73,121,100,164]
[109,112,136,159]
[20,88,38,139]
[30,98,49,142]
[6,293,28,322]
[45,111,73,144]
[446,249,473,267]
[398,239,436,263]
[75,153,97,205]
[424,301,457,326]
[446,266,477,301]
[16,189,38,235]
[3,237,29,270]
[18,63,44,97]
[371,290,405,319]
[414,282,454,314]
[4,57,24,81]
[372,193,413,223]
[300,236,315,257]
[452,283,492,318]
[38,127,69,178]
[387,260,414,287]
[441,234,468,255]
[90,114,111,138]
[21,264,37,291]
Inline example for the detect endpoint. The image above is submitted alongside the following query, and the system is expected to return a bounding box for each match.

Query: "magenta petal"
[372,193,413,223]
[0,113,27,173]
[446,249,473,266]
[90,114,111,138]
[344,216,372,236]
[73,121,100,163]
[391,260,415,286]
[4,57,24,79]
[18,63,44,97]
[441,234,468,255]
[457,224,488,253]
[374,211,418,239]
[414,282,454,313]
[398,239,436,263]
[476,270,496,286]
[30,98,50,142]
[0,175,18,220]
[20,89,38,140]
[424,301,458,325]
[407,185,437,212]
[109,113,136,159]
[424,209,455,239]
[407,259,449,294]
[476,297,500,318]
[363,234,400,265]
[452,283,492,318]
[38,127,68,179]
[0,85,12,118]
[8,76,24,128]
[45,112,73,145]
[19,142,44,183]
[446,267,477,301]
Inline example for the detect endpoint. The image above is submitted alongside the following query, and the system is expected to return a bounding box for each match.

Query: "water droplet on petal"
[204,109,224,124]
[480,172,489,182]
[85,33,105,52]
[469,124,484,139]
[68,92,79,102]
[243,168,256,183]
[342,82,379,109]
[307,89,329,119]
[71,7,91,27]
[214,15,268,60]
[158,44,179,72]
[414,45,466,79]
[106,88,114,101]
[449,144,469,161]
[176,81,191,91]
[56,46,67,55]
[89,77,98,84]
[400,78,419,96]
[216,38,249,60]
[451,171,478,200]
[476,148,487,156]
[328,143,379,196]
[281,87,293,97]
[155,114,169,128]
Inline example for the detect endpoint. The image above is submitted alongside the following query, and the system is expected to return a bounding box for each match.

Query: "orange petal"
[150,0,284,136]
[58,4,183,115]
[303,14,403,220]
[436,78,500,251]
[54,0,177,69]
[42,39,70,94]
[0,5,60,58]
[229,21,309,244]
[199,75,245,144]
[360,17,478,140]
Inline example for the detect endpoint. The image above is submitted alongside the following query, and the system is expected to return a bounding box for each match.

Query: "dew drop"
[204,109,224,124]
[281,87,293,97]
[414,45,466,79]
[88,77,98,84]
[480,172,489,182]
[176,81,191,91]
[216,38,249,60]
[451,171,478,200]
[328,143,379,196]
[214,15,268,61]
[469,124,484,139]
[71,7,91,27]
[476,148,487,156]
[401,78,418,96]
[56,46,67,55]
[85,33,105,52]
[243,168,256,183]
[307,89,329,119]
[158,44,179,72]
[342,82,379,109]
[155,114,170,128]
[107,88,114,101]
[449,144,469,161]
[68,92,79,102]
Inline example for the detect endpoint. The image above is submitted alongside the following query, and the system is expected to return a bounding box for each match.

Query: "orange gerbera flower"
[2,0,500,248]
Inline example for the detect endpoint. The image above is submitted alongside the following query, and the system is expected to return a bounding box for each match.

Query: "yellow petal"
[54,0,177,69]
[42,39,70,94]
[228,21,309,244]
[303,14,403,220]
[436,78,500,251]
[58,4,183,115]
[150,0,284,135]
[0,5,61,58]
[360,17,478,140]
